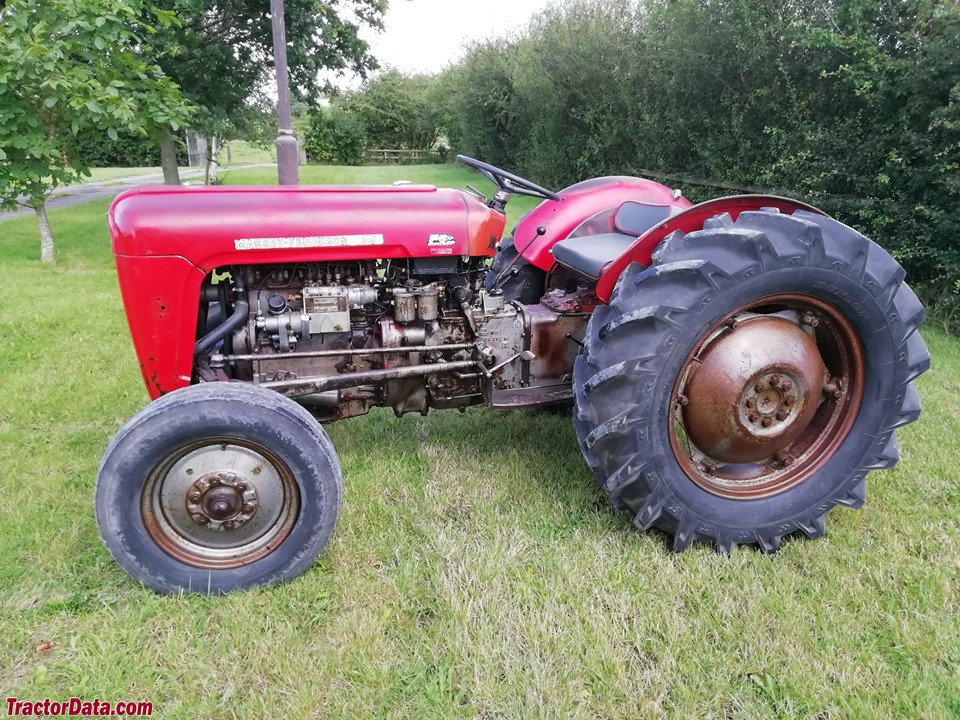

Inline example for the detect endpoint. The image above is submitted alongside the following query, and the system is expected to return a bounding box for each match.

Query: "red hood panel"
[108,184,490,270]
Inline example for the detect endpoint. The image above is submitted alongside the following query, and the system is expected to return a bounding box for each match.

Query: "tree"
[0,0,190,263]
[339,70,442,150]
[304,106,367,164]
[147,0,388,184]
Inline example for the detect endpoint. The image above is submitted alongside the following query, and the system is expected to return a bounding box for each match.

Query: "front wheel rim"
[670,294,865,499]
[141,438,301,569]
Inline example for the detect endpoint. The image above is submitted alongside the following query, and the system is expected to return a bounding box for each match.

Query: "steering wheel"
[457,155,561,202]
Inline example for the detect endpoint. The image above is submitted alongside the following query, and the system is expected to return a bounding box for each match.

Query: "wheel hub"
[681,315,826,464]
[186,471,258,530]
[142,440,300,569]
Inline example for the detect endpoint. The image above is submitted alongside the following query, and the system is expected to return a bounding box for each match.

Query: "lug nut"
[824,382,843,399]
[223,520,236,531]
[748,412,760,424]
[745,398,756,409]
[776,452,795,467]
[800,312,820,328]
[761,417,773,428]
[776,410,789,421]
[784,394,796,406]
[769,374,781,388]
[677,394,689,407]
[235,483,247,493]
[754,382,764,392]
[196,515,209,525]
[242,503,256,514]
[209,476,222,487]
[780,380,792,392]
[188,491,202,503]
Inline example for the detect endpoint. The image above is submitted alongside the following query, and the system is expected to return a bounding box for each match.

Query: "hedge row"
[439,0,960,325]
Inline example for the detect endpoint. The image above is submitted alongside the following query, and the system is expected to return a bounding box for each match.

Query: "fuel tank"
[108,184,505,271]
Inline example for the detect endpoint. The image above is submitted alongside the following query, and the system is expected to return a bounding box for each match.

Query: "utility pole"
[270,0,299,185]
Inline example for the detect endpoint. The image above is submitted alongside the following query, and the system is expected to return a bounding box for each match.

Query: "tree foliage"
[0,0,190,261]
[303,106,367,165]
[440,0,960,322]
[145,0,387,181]
[339,70,442,150]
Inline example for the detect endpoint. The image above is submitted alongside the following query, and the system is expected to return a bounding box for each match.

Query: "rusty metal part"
[540,287,599,314]
[141,439,300,569]
[681,316,827,464]
[477,349,535,378]
[184,471,259,530]
[489,384,574,408]
[211,342,475,363]
[670,294,865,499]
[520,302,589,385]
[259,359,481,397]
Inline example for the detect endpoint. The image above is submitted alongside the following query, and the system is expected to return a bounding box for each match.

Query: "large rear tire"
[573,208,929,552]
[96,383,342,593]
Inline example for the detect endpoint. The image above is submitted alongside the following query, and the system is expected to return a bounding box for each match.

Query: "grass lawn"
[216,139,276,167]
[64,167,163,185]
[0,166,957,719]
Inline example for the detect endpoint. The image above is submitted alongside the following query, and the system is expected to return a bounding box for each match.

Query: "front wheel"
[574,208,929,552]
[96,383,342,593]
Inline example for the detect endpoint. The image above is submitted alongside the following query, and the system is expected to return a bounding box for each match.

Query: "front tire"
[574,208,929,552]
[96,383,342,593]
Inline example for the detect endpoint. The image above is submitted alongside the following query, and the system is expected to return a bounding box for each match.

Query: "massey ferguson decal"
[427,233,456,246]
[234,234,385,250]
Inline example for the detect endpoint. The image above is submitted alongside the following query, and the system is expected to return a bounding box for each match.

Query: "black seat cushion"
[614,201,675,235]
[552,232,636,279]
[552,201,675,279]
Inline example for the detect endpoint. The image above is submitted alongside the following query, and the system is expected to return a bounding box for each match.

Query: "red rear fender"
[594,195,827,303]
[515,176,691,270]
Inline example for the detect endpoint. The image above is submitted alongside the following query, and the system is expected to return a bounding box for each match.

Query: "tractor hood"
[108,184,505,271]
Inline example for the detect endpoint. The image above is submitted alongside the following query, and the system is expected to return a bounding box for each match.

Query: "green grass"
[217,139,276,166]
[64,167,163,184]
[0,168,957,720]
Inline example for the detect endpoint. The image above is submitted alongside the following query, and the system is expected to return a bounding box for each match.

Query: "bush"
[439,0,960,318]
[69,129,184,167]
[304,108,367,165]
[338,71,443,151]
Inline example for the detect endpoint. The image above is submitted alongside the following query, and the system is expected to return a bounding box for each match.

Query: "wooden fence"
[364,148,443,165]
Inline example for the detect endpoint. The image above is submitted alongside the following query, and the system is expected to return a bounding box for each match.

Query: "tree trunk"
[205,135,220,185]
[160,127,181,185]
[35,202,54,264]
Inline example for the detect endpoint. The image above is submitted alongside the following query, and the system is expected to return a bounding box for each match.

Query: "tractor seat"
[552,201,676,279]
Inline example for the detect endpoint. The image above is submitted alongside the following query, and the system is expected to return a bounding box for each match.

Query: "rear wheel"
[574,208,929,552]
[96,383,342,593]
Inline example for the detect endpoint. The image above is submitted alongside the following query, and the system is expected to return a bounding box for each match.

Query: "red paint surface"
[514,176,692,270]
[108,184,506,398]
[594,195,826,302]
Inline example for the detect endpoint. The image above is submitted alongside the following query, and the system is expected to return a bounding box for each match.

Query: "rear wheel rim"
[670,294,865,499]
[141,438,300,569]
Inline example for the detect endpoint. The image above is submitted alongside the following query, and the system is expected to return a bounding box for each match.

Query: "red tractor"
[97,156,929,593]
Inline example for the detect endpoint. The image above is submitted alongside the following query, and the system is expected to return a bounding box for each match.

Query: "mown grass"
[0,167,957,719]
[216,140,276,166]
[64,167,163,185]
